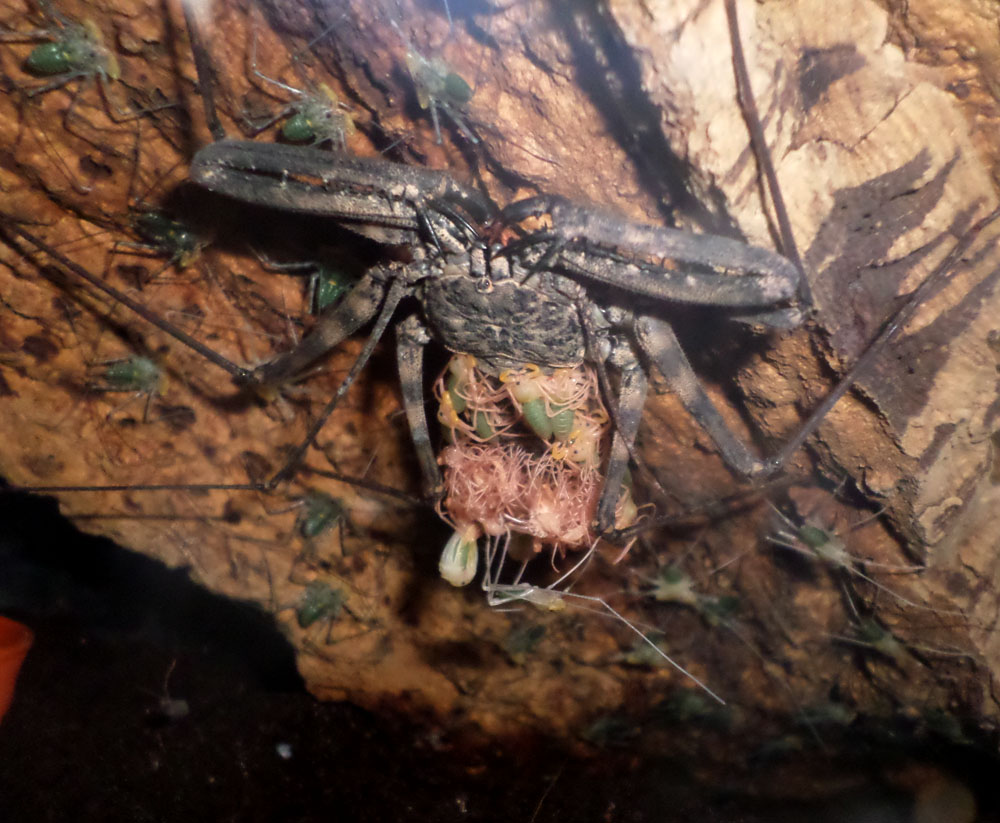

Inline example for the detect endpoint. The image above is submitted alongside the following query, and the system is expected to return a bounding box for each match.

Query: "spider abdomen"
[422,273,586,372]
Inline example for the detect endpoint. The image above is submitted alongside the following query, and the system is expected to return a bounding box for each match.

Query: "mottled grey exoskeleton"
[190,139,804,531]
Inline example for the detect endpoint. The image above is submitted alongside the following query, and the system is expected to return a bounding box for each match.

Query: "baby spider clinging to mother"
[434,355,638,587]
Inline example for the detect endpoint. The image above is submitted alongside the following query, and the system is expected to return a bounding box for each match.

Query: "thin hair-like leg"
[723,0,808,303]
[182,0,225,142]
[0,219,250,381]
[764,205,1000,474]
[480,538,726,703]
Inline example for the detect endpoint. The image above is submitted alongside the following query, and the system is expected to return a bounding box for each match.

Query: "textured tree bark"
[2,0,999,762]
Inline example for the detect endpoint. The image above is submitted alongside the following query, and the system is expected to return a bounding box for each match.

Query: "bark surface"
[1,0,999,768]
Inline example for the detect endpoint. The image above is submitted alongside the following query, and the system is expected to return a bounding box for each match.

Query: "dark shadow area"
[2,484,1000,822]
[0,486,303,689]
[549,0,737,236]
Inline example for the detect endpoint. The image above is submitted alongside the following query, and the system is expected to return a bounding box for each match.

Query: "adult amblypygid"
[3,0,995,729]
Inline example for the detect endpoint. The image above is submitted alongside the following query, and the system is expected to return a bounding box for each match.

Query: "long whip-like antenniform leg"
[0,218,251,381]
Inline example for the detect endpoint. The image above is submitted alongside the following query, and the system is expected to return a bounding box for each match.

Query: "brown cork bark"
[2,0,1000,762]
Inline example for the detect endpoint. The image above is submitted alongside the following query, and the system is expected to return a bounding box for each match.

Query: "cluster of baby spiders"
[433,355,639,585]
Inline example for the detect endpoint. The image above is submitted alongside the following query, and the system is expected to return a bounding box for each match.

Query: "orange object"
[0,616,33,724]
